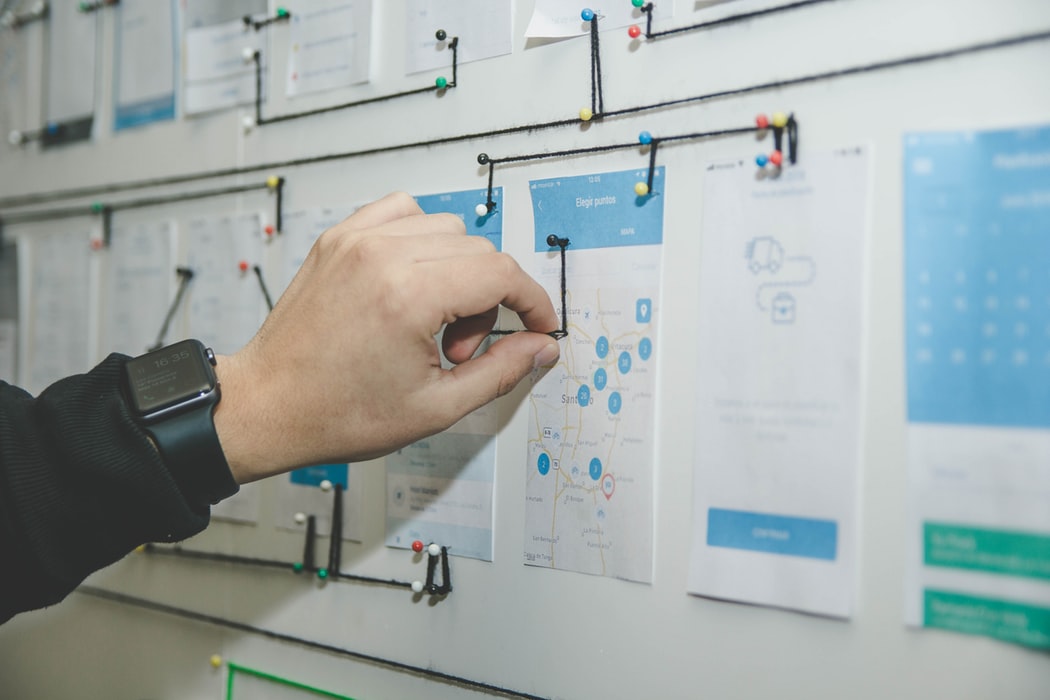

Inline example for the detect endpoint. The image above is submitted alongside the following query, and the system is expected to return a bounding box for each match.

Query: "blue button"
[706,508,837,561]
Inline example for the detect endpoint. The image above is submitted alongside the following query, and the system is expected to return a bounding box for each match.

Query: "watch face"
[126,340,215,415]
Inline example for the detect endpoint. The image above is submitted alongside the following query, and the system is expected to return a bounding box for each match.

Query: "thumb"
[443,332,561,416]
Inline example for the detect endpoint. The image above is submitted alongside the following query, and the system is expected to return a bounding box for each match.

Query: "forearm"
[0,355,210,623]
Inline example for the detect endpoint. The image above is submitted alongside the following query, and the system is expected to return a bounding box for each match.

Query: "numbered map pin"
[601,474,615,500]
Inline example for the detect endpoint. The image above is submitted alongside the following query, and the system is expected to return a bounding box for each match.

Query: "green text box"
[924,522,1050,582]
[924,589,1050,650]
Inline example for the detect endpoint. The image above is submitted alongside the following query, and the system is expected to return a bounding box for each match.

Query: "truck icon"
[745,236,784,274]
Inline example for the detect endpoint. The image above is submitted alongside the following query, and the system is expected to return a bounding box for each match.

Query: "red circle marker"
[627,25,641,38]
[411,540,424,553]
[264,225,275,236]
[238,260,250,273]
[769,150,783,167]
[755,114,769,129]
[90,239,103,251]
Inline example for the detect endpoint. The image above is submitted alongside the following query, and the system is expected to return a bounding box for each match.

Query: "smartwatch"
[123,339,239,506]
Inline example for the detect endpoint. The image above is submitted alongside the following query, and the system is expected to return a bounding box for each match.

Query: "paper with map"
[524,168,663,582]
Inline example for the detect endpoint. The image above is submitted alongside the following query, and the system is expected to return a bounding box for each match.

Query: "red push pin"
[755,114,769,129]
[411,540,424,553]
[238,260,250,273]
[264,224,275,237]
[769,150,784,167]
[90,238,104,251]
[627,24,641,38]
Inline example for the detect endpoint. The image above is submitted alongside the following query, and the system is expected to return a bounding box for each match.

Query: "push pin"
[579,107,593,122]
[238,260,250,273]
[427,542,441,557]
[634,182,649,196]
[755,114,770,130]
[241,47,256,64]
[316,568,328,580]
[264,224,275,237]
[266,175,281,190]
[319,479,333,492]
[294,512,306,524]
[411,580,424,593]
[210,654,223,669]
[8,130,23,146]
[91,202,105,213]
[45,122,59,136]
[474,203,491,217]
[241,115,255,133]
[435,76,448,89]
[411,540,424,553]
[581,8,596,22]
[628,25,642,38]
[90,238,104,251]
[638,131,652,145]
[435,29,447,41]
[771,112,789,129]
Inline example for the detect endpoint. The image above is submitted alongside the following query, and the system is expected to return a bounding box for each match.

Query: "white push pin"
[427,543,441,557]
[241,47,256,64]
[241,115,255,133]
[411,580,424,593]
[8,130,23,146]
[319,479,333,492]
[474,203,488,217]
[293,512,306,524]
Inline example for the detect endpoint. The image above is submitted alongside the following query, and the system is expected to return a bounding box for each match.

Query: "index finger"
[416,252,559,335]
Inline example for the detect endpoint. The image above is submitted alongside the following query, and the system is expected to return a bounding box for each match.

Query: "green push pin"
[292,562,304,573]
[91,202,104,213]
[632,0,645,7]
[435,76,448,89]
[276,7,289,18]
[79,2,92,11]
[316,568,328,580]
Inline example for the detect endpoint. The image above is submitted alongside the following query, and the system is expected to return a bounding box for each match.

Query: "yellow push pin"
[209,654,223,669]
[266,175,281,189]
[771,112,788,129]
[634,182,649,196]
[134,544,146,553]
[579,107,593,122]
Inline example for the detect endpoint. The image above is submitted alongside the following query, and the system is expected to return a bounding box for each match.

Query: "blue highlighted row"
[706,508,838,561]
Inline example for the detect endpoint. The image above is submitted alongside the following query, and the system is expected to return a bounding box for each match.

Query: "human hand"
[213,192,561,483]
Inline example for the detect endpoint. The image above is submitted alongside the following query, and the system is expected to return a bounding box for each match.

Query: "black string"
[588,16,604,117]
[76,586,548,700]
[250,34,458,127]
[1,29,1046,210]
[148,267,194,351]
[252,265,274,311]
[243,9,291,32]
[646,139,659,191]
[141,541,416,590]
[328,483,343,579]
[644,0,840,40]
[487,236,569,340]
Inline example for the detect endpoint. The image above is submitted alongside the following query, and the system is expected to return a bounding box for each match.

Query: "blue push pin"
[638,131,653,145]
[581,8,595,21]
[755,154,769,168]
[45,122,59,135]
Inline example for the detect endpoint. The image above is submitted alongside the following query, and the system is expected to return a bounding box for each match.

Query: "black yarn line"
[1,182,273,225]
[149,267,194,351]
[253,265,275,311]
[79,1,119,15]
[488,238,569,340]
[644,0,840,40]
[141,543,415,590]
[303,515,317,570]
[2,29,1047,210]
[646,140,659,190]
[328,483,344,578]
[244,11,292,32]
[77,586,548,700]
[252,38,458,127]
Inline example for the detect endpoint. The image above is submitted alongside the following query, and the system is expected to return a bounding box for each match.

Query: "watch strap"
[145,396,239,506]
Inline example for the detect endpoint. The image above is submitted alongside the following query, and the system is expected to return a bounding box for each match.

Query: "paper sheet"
[184,15,266,115]
[405,0,511,75]
[114,0,176,130]
[46,1,96,134]
[285,0,371,97]
[525,0,671,39]
[21,229,94,395]
[687,148,870,617]
[183,213,267,356]
[524,168,663,582]
[383,188,504,561]
[101,220,175,356]
[903,125,1050,649]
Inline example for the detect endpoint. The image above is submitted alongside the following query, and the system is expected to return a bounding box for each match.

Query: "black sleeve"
[0,354,211,623]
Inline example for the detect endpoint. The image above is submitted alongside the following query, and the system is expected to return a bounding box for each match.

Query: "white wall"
[1,1,1048,698]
